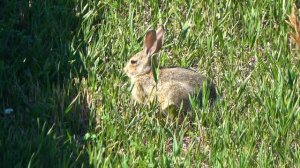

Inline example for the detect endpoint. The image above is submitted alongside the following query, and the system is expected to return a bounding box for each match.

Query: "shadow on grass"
[0,0,89,167]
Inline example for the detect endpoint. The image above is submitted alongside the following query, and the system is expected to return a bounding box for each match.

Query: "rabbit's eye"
[131,60,137,64]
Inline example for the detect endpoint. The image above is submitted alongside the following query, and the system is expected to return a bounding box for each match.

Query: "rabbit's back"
[159,67,204,85]
[136,67,216,104]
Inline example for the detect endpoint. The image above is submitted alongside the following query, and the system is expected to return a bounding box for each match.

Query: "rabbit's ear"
[144,30,157,56]
[155,26,164,53]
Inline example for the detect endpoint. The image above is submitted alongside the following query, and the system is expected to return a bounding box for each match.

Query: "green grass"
[1,0,300,167]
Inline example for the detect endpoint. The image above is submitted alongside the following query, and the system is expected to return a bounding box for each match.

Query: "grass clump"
[0,0,299,167]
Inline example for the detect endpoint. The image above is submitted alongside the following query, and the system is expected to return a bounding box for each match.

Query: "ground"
[0,0,299,167]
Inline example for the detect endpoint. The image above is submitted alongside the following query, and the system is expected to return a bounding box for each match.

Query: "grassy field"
[1,0,300,167]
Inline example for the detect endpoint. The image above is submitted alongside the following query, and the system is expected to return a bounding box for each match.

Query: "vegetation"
[0,0,299,167]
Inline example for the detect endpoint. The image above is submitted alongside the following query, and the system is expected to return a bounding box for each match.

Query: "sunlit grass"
[0,0,299,167]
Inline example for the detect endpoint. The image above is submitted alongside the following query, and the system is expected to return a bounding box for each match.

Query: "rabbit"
[123,26,217,118]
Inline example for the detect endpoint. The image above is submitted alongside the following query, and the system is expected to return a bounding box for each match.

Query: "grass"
[0,0,299,167]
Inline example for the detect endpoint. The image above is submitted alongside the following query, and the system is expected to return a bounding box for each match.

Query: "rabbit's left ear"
[144,26,165,56]
[144,30,157,56]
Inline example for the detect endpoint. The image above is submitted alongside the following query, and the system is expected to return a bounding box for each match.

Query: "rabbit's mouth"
[123,66,134,78]
[123,65,131,75]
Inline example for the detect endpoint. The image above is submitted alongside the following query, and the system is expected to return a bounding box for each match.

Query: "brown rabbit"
[123,26,216,118]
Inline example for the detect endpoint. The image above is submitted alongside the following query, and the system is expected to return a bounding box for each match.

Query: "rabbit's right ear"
[155,26,164,53]
[144,30,157,56]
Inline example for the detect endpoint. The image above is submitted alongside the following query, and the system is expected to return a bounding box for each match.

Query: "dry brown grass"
[287,4,300,48]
